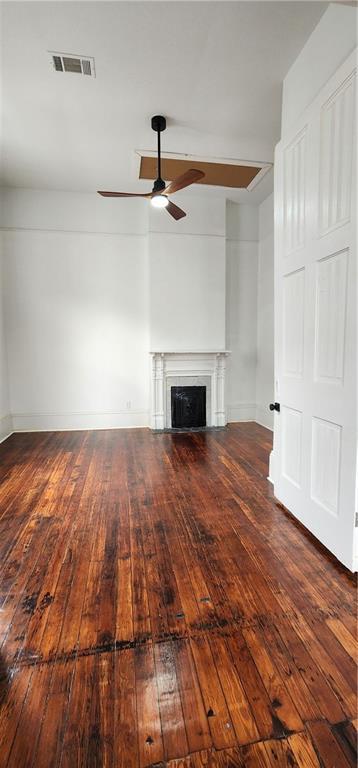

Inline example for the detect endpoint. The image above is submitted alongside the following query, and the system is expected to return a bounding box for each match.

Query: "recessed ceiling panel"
[139,156,262,189]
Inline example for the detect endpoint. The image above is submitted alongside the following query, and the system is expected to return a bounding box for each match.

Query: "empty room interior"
[0,1,357,766]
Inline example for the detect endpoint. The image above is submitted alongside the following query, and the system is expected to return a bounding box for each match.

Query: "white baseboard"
[4,404,275,437]
[11,410,150,432]
[0,413,13,443]
[255,404,274,431]
[227,402,256,422]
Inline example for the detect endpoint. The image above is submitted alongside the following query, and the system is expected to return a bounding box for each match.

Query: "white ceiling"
[1,1,328,203]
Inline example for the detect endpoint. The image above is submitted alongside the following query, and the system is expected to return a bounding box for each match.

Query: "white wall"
[225,198,274,427]
[256,194,274,429]
[149,195,226,351]
[1,189,150,430]
[0,187,148,235]
[226,202,258,422]
[0,235,11,441]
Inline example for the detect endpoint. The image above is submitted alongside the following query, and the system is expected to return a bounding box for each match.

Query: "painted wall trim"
[0,227,225,241]
[0,227,147,238]
[11,410,150,432]
[226,238,259,244]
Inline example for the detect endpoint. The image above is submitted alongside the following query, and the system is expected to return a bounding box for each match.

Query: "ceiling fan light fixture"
[151,194,169,209]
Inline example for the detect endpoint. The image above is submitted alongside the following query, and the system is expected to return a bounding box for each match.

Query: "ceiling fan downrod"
[151,115,166,193]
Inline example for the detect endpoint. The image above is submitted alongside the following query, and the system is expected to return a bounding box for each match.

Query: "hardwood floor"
[0,423,356,767]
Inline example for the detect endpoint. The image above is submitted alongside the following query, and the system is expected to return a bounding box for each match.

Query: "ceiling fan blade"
[97,191,152,198]
[166,200,186,220]
[164,168,205,196]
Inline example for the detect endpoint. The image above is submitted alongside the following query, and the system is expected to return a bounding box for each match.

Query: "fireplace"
[171,386,206,429]
[150,351,229,430]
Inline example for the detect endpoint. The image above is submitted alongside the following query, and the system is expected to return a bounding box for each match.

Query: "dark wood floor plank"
[0,434,59,559]
[154,640,189,760]
[240,739,292,768]
[129,499,152,643]
[190,635,236,750]
[151,504,190,639]
[262,738,299,767]
[287,732,321,768]
[208,634,259,746]
[116,552,134,643]
[167,749,238,767]
[173,638,212,755]
[307,720,352,768]
[0,666,32,767]
[0,449,70,592]
[331,721,358,768]
[226,632,276,740]
[6,662,52,768]
[259,623,322,722]
[3,433,94,665]
[242,626,304,734]
[164,511,203,632]
[0,424,356,768]
[275,619,347,724]
[31,659,75,768]
[309,617,357,689]
[59,654,95,768]
[134,641,164,767]
[292,615,357,716]
[114,647,138,768]
[97,652,115,768]
[325,618,357,662]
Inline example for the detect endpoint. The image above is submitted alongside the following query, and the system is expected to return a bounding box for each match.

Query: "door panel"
[283,268,305,379]
[311,416,341,516]
[319,72,355,234]
[281,406,303,489]
[314,249,347,384]
[273,51,357,570]
[284,127,307,254]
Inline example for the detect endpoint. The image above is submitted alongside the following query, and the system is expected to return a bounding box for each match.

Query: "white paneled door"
[273,51,357,570]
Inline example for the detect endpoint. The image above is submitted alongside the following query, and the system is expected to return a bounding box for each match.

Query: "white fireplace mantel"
[150,350,230,430]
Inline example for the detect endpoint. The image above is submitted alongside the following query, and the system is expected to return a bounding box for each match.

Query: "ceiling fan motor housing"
[151,115,166,132]
[152,178,166,193]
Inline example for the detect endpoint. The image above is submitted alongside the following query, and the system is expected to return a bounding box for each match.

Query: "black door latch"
[269,402,280,412]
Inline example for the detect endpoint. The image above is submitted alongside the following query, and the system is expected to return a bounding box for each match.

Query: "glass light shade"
[151,195,169,209]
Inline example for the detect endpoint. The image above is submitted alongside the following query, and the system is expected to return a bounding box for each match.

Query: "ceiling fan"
[97,115,205,220]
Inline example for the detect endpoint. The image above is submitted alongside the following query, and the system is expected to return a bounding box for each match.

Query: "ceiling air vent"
[49,52,96,78]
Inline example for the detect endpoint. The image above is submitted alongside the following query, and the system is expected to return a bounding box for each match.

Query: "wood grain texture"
[0,424,356,767]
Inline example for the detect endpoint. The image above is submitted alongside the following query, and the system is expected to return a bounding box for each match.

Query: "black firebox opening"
[171,386,206,429]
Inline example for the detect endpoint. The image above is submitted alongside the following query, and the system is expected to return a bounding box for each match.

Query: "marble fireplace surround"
[150,351,230,430]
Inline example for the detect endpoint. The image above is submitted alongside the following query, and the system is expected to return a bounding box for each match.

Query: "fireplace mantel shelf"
[150,350,231,355]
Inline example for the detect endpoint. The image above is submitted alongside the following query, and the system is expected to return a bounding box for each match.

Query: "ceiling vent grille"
[49,52,96,78]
